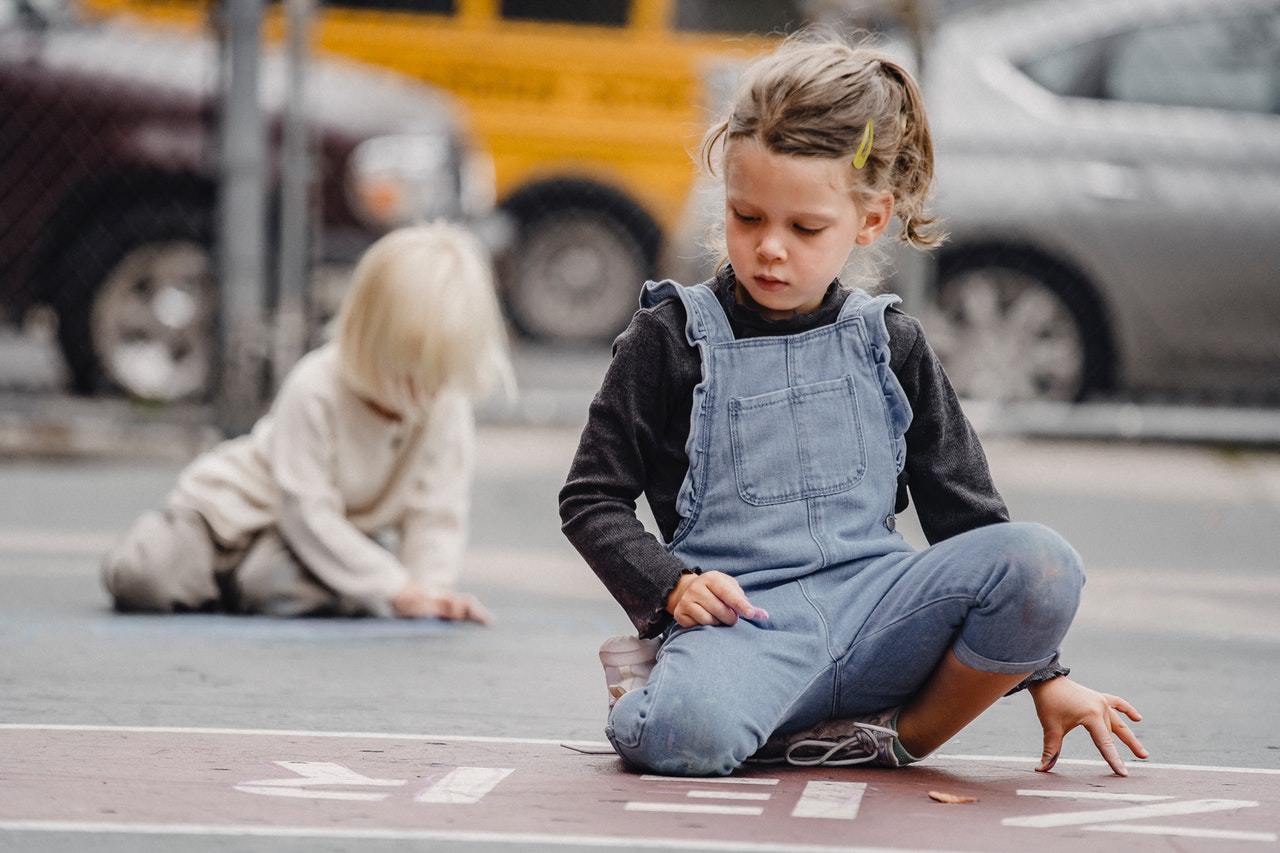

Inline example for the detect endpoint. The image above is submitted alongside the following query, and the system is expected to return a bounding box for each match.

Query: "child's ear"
[855,192,896,246]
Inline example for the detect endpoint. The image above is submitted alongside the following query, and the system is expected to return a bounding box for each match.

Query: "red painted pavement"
[1,726,1277,851]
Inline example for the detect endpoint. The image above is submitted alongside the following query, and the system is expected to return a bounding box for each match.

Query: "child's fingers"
[1109,695,1143,722]
[687,585,738,624]
[462,595,494,626]
[1084,718,1128,777]
[683,600,721,626]
[1110,710,1149,759]
[705,574,757,618]
[1036,727,1064,772]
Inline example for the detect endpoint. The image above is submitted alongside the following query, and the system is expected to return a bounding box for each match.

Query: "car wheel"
[924,258,1100,402]
[55,202,217,402]
[501,208,647,343]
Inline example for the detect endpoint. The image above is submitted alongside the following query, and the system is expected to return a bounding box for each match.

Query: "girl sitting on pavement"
[560,32,1148,776]
[103,222,512,622]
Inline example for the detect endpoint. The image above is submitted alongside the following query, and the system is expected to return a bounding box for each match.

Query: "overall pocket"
[728,375,867,506]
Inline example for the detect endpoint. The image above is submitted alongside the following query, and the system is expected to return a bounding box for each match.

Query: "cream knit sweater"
[168,343,473,607]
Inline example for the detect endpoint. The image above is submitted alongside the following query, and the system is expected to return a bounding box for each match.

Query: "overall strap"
[839,287,914,473]
[640,279,735,346]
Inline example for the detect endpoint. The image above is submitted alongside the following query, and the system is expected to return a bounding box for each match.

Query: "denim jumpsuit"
[605,280,1086,776]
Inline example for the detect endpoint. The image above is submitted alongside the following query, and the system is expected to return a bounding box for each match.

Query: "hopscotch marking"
[790,782,866,821]
[416,767,513,804]
[234,762,405,801]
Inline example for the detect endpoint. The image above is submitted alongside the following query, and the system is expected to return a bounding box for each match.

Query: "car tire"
[925,252,1110,402]
[54,200,217,402]
[500,208,648,343]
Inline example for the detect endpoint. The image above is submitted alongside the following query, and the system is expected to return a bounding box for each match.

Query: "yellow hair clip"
[852,119,874,169]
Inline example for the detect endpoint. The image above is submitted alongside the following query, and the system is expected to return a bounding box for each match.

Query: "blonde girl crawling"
[104,222,512,622]
[561,33,1148,776]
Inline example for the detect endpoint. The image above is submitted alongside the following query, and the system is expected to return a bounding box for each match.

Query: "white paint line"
[931,754,1280,776]
[1015,789,1174,802]
[231,786,389,801]
[0,820,958,852]
[0,723,609,749]
[791,781,866,821]
[416,767,513,804]
[2,726,1277,777]
[1085,824,1279,842]
[1003,798,1259,829]
[641,774,779,786]
[625,802,764,816]
[240,761,406,789]
[687,791,772,801]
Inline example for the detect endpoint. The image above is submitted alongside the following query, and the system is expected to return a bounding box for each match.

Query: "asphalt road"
[2,426,1279,851]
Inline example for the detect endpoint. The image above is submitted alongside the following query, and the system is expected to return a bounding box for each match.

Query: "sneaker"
[598,635,660,708]
[749,707,903,767]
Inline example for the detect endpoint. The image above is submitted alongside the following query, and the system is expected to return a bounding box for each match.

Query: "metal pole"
[273,0,315,390]
[217,0,268,435]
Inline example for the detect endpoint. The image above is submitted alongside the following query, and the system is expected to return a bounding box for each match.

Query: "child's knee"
[606,686,748,777]
[1000,522,1085,625]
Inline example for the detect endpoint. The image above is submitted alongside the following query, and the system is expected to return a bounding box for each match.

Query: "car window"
[1021,13,1280,115]
[673,0,803,34]
[1105,14,1280,114]
[499,0,629,27]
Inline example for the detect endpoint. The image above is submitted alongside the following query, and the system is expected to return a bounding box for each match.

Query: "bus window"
[499,0,629,27]
[673,0,803,34]
[326,0,455,11]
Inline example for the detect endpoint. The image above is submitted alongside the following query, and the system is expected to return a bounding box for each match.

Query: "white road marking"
[687,791,771,801]
[1016,789,1174,802]
[1085,824,1278,842]
[416,767,513,804]
[625,802,764,816]
[790,781,866,821]
[2,725,1277,778]
[1003,798,1259,829]
[0,820,957,852]
[932,753,1280,776]
[641,774,779,786]
[238,761,406,789]
[232,787,390,801]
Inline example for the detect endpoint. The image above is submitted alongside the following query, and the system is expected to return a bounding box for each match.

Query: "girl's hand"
[666,570,768,628]
[392,583,493,625]
[1029,677,1148,776]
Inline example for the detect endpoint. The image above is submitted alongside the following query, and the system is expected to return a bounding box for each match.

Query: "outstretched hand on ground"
[665,570,769,628]
[392,583,493,625]
[1029,676,1148,776]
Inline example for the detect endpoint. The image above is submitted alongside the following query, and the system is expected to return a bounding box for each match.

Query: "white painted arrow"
[416,767,513,804]
[234,761,406,801]
[1004,798,1259,829]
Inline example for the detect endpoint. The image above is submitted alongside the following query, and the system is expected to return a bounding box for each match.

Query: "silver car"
[672,0,1280,403]
[922,0,1280,402]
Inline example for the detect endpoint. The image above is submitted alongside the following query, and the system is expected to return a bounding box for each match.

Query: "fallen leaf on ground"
[928,790,978,804]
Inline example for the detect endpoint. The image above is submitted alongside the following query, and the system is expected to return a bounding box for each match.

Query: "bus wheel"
[501,208,647,343]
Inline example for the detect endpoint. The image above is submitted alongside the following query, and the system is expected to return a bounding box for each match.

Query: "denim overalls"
[606,280,1085,776]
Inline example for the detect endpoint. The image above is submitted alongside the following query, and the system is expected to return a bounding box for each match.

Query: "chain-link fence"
[1,0,1277,443]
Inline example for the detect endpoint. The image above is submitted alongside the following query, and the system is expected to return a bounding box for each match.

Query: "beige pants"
[101,508,385,617]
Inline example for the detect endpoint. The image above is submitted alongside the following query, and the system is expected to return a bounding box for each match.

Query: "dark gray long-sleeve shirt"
[560,267,1067,691]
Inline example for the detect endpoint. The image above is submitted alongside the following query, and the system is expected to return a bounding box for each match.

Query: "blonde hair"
[700,30,947,279]
[335,222,514,415]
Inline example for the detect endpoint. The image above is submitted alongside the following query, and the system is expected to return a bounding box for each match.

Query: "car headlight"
[346,133,459,228]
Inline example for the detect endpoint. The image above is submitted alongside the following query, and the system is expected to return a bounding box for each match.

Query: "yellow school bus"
[82,0,802,341]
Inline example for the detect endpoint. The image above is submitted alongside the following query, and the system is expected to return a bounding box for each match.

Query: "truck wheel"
[54,201,217,401]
